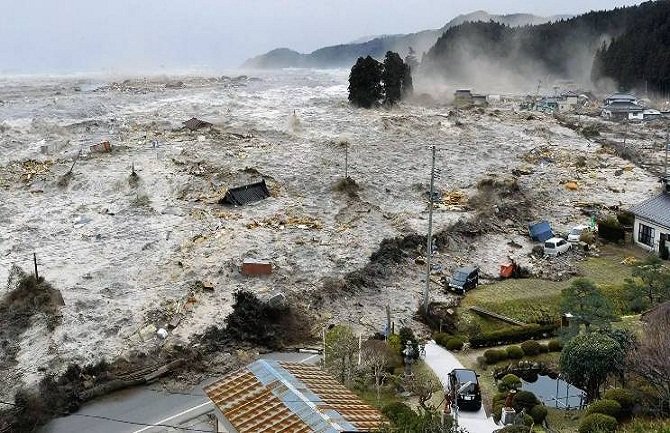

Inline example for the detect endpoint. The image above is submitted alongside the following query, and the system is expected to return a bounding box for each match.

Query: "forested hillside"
[422,1,670,92]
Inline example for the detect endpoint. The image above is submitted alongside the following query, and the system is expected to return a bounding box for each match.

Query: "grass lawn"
[459,243,642,330]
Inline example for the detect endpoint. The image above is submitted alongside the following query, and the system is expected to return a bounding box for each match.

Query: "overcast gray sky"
[0,0,643,74]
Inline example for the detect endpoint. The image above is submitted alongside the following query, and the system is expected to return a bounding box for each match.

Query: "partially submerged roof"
[220,179,271,206]
[629,192,670,228]
[606,93,637,101]
[204,360,385,433]
[183,117,213,131]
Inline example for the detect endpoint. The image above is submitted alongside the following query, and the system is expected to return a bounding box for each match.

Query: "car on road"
[448,368,482,411]
[567,224,595,243]
[447,266,479,295]
[544,237,571,256]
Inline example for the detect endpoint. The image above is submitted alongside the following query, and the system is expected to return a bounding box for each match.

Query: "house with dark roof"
[601,101,644,120]
[204,360,385,433]
[629,185,670,257]
[604,93,638,106]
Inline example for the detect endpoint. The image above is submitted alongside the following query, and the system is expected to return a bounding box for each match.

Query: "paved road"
[42,351,320,433]
[423,341,499,433]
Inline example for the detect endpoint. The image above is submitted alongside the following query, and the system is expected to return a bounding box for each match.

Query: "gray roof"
[630,192,670,228]
[603,101,644,112]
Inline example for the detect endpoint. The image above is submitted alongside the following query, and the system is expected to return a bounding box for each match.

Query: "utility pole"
[33,253,39,281]
[423,146,436,313]
[665,122,669,181]
[345,142,349,179]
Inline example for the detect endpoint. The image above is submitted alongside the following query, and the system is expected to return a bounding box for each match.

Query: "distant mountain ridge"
[242,10,572,69]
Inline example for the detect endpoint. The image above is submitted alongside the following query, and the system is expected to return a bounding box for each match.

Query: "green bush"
[506,345,524,359]
[586,399,622,419]
[469,324,558,348]
[578,413,618,433]
[602,388,636,418]
[498,374,522,392]
[433,332,450,348]
[529,404,548,424]
[476,356,487,370]
[513,390,540,412]
[496,427,531,433]
[446,336,465,351]
[547,339,563,352]
[522,414,534,427]
[539,343,549,353]
[520,340,542,356]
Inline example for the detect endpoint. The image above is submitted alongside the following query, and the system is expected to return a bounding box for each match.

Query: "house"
[643,109,662,121]
[629,184,670,257]
[454,89,473,106]
[604,93,638,106]
[183,117,213,131]
[558,91,581,111]
[537,97,559,113]
[220,179,271,205]
[204,359,385,433]
[472,94,488,107]
[601,101,644,120]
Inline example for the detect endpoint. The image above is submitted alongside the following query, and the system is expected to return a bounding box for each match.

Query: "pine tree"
[382,51,405,105]
[348,56,383,108]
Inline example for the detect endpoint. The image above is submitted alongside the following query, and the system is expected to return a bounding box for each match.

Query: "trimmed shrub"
[469,324,558,348]
[496,427,531,433]
[578,413,618,433]
[513,390,540,412]
[602,388,636,418]
[547,339,563,352]
[484,349,502,364]
[539,343,549,353]
[586,399,622,419]
[522,414,534,427]
[529,404,548,424]
[506,345,524,359]
[445,336,465,351]
[498,374,522,392]
[476,356,487,370]
[520,340,542,356]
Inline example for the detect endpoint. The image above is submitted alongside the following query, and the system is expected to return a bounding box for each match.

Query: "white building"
[630,191,670,256]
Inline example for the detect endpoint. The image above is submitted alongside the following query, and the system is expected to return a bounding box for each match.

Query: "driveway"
[423,341,499,433]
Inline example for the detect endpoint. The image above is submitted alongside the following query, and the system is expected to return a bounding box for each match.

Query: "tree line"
[348,51,413,108]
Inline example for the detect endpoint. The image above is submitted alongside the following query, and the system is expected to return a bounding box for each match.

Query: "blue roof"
[529,220,554,242]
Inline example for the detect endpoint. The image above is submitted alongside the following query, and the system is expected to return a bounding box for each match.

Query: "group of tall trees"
[348,51,413,108]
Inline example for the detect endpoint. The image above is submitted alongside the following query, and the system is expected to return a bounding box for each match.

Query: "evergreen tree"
[382,51,406,105]
[348,56,383,108]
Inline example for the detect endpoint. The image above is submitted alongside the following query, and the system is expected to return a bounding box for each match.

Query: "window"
[638,223,655,247]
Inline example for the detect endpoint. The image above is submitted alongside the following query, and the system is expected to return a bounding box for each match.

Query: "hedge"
[470,324,558,348]
[520,340,542,356]
[587,399,622,420]
[602,388,635,418]
[579,413,618,433]
[547,339,563,352]
[506,345,524,359]
[446,337,465,351]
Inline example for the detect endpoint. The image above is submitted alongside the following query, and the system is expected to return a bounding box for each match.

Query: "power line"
[0,399,214,432]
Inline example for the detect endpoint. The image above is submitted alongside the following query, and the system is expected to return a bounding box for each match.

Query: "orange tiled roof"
[204,360,385,433]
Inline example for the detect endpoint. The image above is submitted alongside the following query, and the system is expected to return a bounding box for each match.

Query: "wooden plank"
[469,306,527,326]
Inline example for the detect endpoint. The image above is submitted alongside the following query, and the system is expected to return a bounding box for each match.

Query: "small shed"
[220,179,271,206]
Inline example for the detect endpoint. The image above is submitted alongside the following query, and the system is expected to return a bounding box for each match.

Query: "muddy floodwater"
[0,69,659,400]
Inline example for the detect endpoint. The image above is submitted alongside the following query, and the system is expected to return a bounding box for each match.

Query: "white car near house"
[544,237,572,256]
[567,224,594,243]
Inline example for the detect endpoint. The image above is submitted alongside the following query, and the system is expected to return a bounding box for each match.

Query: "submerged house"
[220,179,271,206]
[454,89,473,106]
[630,179,670,258]
[204,360,385,433]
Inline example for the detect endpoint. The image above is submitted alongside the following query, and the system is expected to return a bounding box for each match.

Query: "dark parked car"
[448,368,482,411]
[447,266,479,295]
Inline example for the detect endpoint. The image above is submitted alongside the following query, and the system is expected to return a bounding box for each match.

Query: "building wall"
[633,216,670,253]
